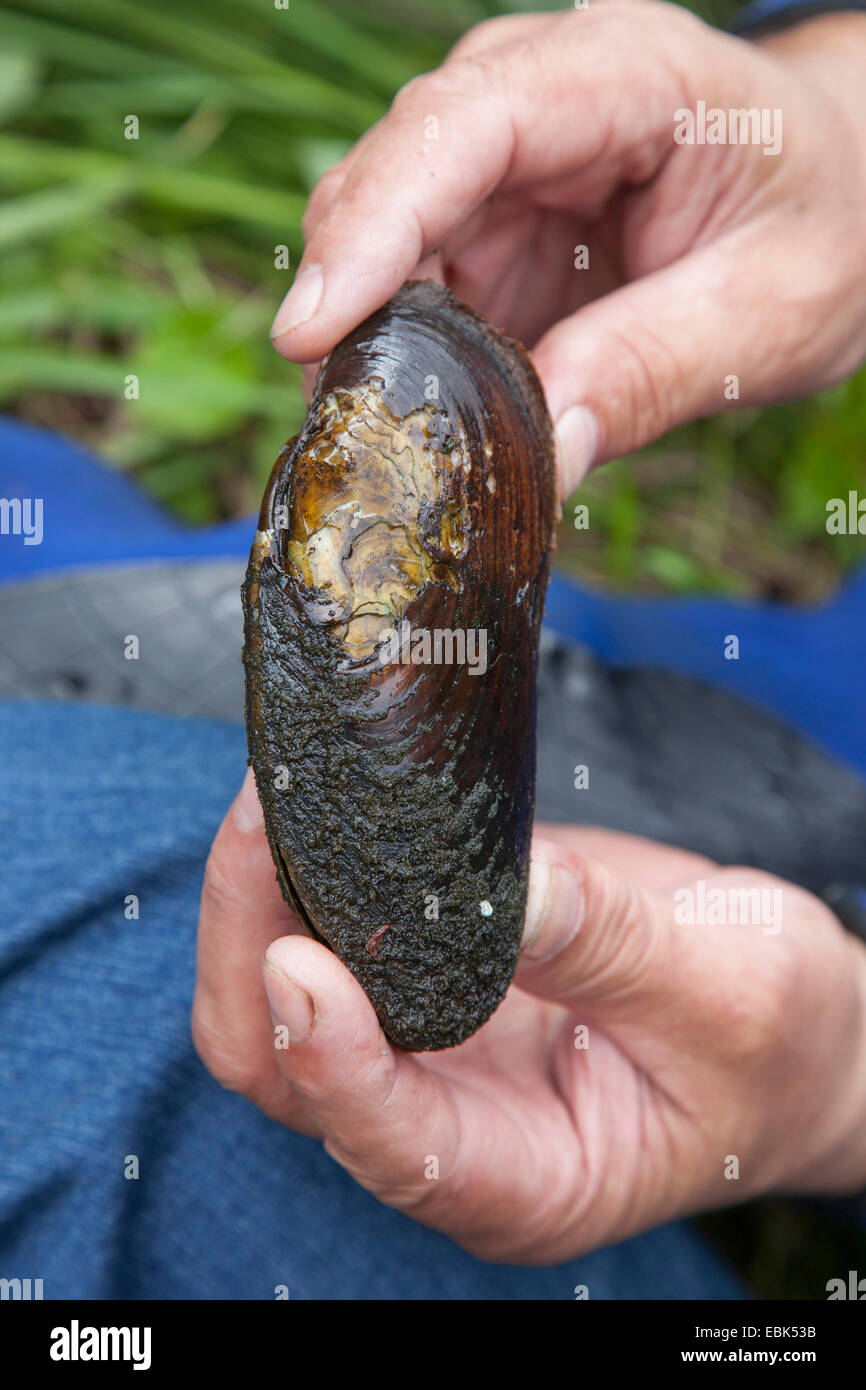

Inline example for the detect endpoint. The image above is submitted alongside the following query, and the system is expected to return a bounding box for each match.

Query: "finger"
[300,161,351,243]
[260,935,543,1251]
[301,361,318,403]
[412,251,444,284]
[295,256,441,403]
[192,769,314,1126]
[519,832,679,1019]
[298,126,387,244]
[269,70,512,360]
[535,223,845,491]
[445,12,554,62]
[533,823,716,891]
[260,933,465,1214]
[269,7,695,360]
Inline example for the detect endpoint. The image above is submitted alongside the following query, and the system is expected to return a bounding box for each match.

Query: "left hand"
[192,770,866,1263]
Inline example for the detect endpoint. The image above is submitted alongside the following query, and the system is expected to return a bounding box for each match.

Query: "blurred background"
[1,0,864,600]
[1,0,864,1297]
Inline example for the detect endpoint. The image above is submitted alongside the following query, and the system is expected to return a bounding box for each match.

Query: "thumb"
[533,239,785,495]
[192,769,305,1108]
[519,833,675,1021]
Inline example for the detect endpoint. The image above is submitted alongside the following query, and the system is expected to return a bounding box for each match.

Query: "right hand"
[270,1,866,493]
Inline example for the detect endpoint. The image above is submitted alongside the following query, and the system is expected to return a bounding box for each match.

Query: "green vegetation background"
[1,0,863,601]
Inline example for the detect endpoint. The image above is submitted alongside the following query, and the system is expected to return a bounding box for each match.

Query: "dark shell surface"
[242,280,556,1051]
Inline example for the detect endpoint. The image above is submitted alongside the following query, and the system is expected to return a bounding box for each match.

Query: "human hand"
[268,2,866,495]
[192,773,866,1263]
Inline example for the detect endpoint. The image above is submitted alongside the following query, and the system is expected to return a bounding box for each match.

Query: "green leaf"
[0,51,41,126]
[0,180,126,249]
[0,344,295,419]
[641,546,704,591]
[0,134,308,230]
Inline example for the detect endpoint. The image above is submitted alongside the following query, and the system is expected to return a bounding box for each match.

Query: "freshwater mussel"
[243,280,556,1051]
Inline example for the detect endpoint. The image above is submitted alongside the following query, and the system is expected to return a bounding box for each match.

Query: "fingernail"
[263,955,314,1043]
[270,263,324,339]
[555,405,599,497]
[522,843,584,961]
[233,767,264,833]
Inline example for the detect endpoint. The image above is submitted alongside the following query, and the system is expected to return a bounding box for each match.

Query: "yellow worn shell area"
[282,378,469,658]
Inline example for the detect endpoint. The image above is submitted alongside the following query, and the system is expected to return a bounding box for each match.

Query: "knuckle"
[391,71,430,112]
[605,324,687,450]
[764,236,865,388]
[392,56,496,117]
[713,976,790,1066]
[454,53,506,100]
[191,1001,263,1097]
[583,0,639,33]
[448,14,515,58]
[568,1,651,56]
[302,165,347,237]
[699,868,803,1063]
[578,861,659,999]
[199,849,248,925]
[600,0,701,36]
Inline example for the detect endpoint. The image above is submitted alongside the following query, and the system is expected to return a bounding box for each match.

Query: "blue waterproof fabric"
[734,0,866,33]
[2,415,864,774]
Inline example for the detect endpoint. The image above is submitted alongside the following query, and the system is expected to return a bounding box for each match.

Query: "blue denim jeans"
[0,700,746,1300]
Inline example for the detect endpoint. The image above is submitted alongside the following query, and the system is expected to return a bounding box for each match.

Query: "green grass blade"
[0,180,127,249]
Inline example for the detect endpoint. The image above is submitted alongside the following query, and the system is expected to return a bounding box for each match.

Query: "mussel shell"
[243,280,555,1051]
